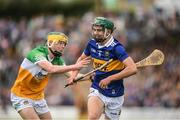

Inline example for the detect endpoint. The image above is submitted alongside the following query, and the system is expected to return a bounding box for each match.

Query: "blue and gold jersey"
[84,37,129,97]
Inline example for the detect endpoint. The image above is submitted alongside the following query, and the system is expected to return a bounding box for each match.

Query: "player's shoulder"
[109,38,126,53]
[113,38,123,46]
[29,45,47,54]
[87,39,97,46]
[26,45,48,60]
[107,38,123,49]
[33,45,47,52]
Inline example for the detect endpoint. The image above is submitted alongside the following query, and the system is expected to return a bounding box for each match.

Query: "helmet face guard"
[47,32,68,57]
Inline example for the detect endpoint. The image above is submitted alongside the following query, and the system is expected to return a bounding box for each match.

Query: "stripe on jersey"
[92,58,125,72]
[11,66,48,100]
[21,58,48,76]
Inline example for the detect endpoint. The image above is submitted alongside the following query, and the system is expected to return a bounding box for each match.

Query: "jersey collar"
[96,36,114,48]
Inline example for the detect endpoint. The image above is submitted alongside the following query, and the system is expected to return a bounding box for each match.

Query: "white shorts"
[11,93,49,115]
[88,88,124,120]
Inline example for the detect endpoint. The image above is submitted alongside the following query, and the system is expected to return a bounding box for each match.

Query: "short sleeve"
[26,50,47,64]
[83,42,91,56]
[114,45,129,62]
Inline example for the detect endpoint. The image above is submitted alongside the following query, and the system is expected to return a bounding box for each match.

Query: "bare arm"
[37,58,89,74]
[67,53,89,83]
[99,57,137,88]
[63,71,84,78]
[108,57,137,81]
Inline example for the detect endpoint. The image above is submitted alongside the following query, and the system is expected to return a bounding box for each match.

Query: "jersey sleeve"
[114,45,129,62]
[83,41,91,56]
[26,49,47,64]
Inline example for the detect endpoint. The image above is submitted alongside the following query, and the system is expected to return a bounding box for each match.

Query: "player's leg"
[11,93,40,119]
[18,107,40,119]
[39,111,52,120]
[33,99,52,120]
[88,96,104,120]
[104,95,124,120]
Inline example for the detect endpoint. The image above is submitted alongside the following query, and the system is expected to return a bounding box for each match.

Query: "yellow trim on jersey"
[92,58,125,72]
[11,67,48,100]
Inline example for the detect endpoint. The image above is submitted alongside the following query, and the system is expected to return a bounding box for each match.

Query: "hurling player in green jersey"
[11,32,90,120]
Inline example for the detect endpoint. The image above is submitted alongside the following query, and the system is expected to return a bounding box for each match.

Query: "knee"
[88,112,101,120]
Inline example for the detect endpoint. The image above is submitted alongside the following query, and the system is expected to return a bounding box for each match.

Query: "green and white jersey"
[11,45,65,100]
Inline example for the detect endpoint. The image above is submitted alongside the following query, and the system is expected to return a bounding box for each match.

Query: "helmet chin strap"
[104,28,111,39]
[49,48,62,57]
[96,28,110,43]
[92,28,111,43]
[47,41,62,57]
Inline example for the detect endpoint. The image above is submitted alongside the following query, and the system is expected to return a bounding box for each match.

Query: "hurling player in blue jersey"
[68,17,137,120]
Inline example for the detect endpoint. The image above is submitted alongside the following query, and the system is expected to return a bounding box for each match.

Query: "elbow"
[45,68,55,73]
[47,70,55,74]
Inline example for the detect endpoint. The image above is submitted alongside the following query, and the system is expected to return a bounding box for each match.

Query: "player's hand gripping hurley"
[64,59,113,88]
[64,49,164,88]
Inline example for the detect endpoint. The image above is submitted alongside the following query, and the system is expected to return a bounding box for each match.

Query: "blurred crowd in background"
[0,2,179,114]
